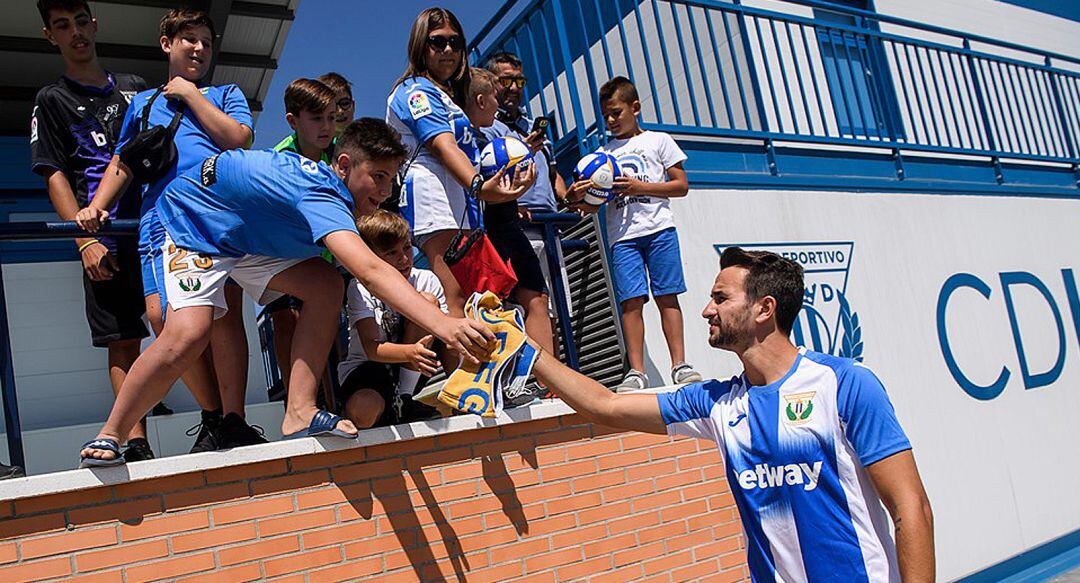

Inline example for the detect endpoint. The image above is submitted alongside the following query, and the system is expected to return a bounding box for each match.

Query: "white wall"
[639,187,1080,580]
[2,261,270,432]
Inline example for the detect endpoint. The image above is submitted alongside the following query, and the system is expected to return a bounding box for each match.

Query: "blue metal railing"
[471,0,1080,173]
[0,220,140,469]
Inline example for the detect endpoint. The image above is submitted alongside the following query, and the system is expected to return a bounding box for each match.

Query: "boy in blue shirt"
[77,9,258,451]
[570,77,702,391]
[77,119,494,467]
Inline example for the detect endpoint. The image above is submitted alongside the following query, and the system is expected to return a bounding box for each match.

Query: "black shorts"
[83,240,150,348]
[336,361,398,427]
[488,224,548,296]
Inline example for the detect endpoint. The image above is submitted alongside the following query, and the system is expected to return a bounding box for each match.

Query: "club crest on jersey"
[783,391,816,425]
[177,276,201,292]
[408,91,432,119]
[714,242,863,361]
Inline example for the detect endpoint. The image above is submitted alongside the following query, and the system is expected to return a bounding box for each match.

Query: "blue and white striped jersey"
[657,348,911,582]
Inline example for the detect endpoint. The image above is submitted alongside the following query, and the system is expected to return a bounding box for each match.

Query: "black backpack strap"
[139,86,165,132]
[166,104,185,134]
[139,86,186,134]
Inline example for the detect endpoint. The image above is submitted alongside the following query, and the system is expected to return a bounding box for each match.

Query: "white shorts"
[160,234,304,319]
[525,228,573,318]
[401,166,481,238]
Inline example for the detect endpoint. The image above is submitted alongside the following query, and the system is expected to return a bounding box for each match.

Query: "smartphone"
[531,116,549,134]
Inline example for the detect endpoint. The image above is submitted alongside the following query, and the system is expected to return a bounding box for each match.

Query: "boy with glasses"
[318,72,355,140]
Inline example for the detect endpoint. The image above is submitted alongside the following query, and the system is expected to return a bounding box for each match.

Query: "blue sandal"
[283,410,357,440]
[79,438,126,468]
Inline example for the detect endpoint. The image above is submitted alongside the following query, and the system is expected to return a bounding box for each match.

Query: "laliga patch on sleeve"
[200,155,218,186]
[29,107,39,144]
[408,91,433,120]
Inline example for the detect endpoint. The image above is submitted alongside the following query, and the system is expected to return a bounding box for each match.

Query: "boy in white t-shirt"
[570,77,702,391]
[337,210,449,427]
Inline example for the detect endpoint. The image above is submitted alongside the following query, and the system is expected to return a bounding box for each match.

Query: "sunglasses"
[426,34,464,52]
[498,76,527,89]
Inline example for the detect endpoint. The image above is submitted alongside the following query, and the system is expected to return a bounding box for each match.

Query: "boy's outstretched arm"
[529,339,668,434]
[324,230,493,362]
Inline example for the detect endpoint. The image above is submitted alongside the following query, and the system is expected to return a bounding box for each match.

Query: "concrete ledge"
[0,398,588,503]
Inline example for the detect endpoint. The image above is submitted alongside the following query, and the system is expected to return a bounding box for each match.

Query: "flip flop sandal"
[283,409,357,440]
[79,438,126,468]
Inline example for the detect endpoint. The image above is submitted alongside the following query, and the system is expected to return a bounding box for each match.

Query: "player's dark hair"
[37,0,92,27]
[484,51,522,73]
[335,118,407,165]
[599,76,639,105]
[284,78,335,115]
[159,8,216,42]
[720,247,804,335]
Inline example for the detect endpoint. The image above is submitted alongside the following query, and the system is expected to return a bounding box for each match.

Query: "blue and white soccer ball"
[573,152,622,206]
[479,136,534,180]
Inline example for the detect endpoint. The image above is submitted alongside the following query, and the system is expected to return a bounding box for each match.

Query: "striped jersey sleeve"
[656,379,732,441]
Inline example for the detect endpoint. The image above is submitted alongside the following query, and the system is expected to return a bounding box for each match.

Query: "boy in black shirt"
[30,0,153,462]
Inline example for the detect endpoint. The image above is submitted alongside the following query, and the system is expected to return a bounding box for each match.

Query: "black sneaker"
[187,409,222,453]
[122,438,155,462]
[216,413,269,449]
[399,394,442,423]
[0,462,24,480]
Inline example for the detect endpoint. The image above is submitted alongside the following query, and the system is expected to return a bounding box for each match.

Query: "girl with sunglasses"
[386,7,535,317]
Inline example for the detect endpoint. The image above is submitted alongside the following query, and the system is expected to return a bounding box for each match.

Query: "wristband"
[78,239,100,254]
[469,174,484,198]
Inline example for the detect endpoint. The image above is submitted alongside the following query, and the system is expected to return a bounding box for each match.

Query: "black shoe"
[216,413,269,449]
[122,438,155,463]
[151,402,174,416]
[0,462,24,480]
[399,394,442,423]
[187,409,223,453]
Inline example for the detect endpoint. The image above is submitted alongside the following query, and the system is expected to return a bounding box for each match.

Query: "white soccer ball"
[479,136,534,180]
[573,152,622,206]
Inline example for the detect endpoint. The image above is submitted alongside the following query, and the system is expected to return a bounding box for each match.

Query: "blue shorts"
[138,208,167,299]
[610,227,687,305]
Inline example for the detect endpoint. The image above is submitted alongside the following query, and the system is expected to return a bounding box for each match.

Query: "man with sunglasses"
[485,53,571,401]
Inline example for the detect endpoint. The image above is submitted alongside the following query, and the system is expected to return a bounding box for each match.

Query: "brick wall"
[0,414,748,582]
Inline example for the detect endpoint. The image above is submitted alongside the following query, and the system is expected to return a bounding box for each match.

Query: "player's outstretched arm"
[866,450,935,582]
[529,339,667,435]
[324,230,493,363]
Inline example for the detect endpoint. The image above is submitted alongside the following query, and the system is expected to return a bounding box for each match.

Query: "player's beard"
[709,307,752,350]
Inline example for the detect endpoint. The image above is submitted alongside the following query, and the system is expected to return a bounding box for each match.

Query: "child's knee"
[621,296,646,311]
[345,390,385,429]
[654,294,681,308]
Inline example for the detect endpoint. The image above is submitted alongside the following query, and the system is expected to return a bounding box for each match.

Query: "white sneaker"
[615,369,648,393]
[671,362,703,385]
[505,382,543,408]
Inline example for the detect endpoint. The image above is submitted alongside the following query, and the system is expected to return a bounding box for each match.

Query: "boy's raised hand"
[405,335,440,376]
[75,206,110,234]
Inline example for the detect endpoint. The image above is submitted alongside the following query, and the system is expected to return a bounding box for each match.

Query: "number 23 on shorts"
[166,243,214,273]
